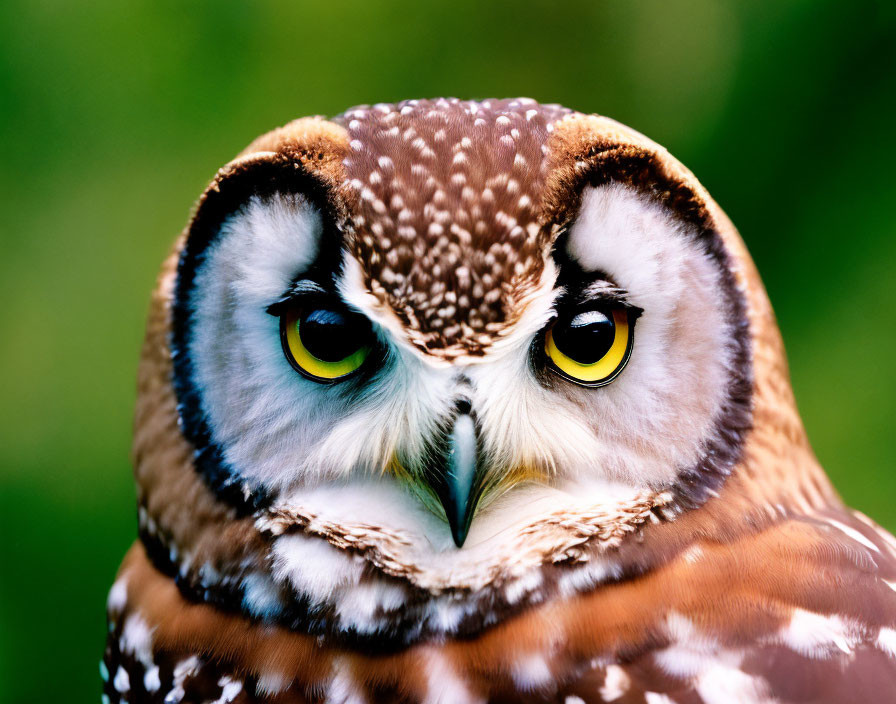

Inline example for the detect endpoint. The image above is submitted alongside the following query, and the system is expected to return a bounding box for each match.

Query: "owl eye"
[280,306,373,382]
[544,307,634,386]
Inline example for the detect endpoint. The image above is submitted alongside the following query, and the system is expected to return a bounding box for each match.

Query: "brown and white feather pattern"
[103,99,896,703]
[337,98,570,359]
[105,509,896,703]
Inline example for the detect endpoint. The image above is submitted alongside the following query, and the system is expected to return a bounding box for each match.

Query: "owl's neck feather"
[139,475,682,644]
[137,453,835,646]
[260,479,673,593]
[246,480,674,640]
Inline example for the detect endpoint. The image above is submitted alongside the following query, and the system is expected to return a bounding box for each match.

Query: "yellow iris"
[544,308,631,384]
[283,311,370,381]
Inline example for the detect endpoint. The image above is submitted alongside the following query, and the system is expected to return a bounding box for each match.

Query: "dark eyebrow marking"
[265,279,329,316]
[559,278,643,319]
[549,230,638,309]
[581,280,630,303]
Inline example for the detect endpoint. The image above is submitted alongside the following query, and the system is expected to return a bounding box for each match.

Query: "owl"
[103,98,896,704]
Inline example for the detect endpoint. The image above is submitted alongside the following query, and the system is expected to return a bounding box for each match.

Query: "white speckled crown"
[337,98,571,358]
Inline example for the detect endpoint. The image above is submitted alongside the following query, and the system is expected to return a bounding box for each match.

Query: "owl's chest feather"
[103,506,896,704]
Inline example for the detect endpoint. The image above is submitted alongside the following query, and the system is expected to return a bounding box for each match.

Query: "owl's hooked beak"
[429,402,484,548]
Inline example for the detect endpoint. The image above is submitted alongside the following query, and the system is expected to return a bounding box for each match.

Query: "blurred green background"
[1,0,894,701]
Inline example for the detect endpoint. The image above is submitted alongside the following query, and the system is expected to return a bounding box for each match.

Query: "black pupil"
[552,310,616,364]
[299,309,365,362]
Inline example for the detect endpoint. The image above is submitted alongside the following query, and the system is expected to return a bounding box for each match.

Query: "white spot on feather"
[166,655,201,703]
[212,676,243,704]
[271,533,364,604]
[861,514,896,553]
[335,578,408,634]
[427,595,468,633]
[778,609,856,658]
[654,613,775,703]
[503,569,543,605]
[682,545,704,564]
[644,694,676,704]
[877,627,896,658]
[107,576,128,615]
[695,666,774,704]
[511,654,552,691]
[327,656,367,704]
[600,664,630,700]
[145,666,161,693]
[827,518,880,553]
[120,613,155,668]
[257,670,289,696]
[422,651,482,704]
[242,572,284,619]
[113,666,130,694]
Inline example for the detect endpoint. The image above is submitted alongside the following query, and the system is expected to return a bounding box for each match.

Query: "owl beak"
[431,407,483,548]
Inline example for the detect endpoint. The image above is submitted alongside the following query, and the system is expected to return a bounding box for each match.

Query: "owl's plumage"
[103,99,896,704]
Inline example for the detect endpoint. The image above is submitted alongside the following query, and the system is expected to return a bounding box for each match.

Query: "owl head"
[134,99,816,640]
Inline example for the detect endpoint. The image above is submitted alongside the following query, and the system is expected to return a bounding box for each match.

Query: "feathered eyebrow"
[581,280,630,303]
[570,279,640,312]
[550,240,639,312]
[265,279,329,316]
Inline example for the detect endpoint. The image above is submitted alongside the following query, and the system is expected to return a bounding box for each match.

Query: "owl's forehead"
[335,98,573,358]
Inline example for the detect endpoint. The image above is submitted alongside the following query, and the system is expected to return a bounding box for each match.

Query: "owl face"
[171,99,750,551]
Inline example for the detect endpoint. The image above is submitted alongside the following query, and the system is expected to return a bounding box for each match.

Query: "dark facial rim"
[169,158,343,515]
[548,145,755,509]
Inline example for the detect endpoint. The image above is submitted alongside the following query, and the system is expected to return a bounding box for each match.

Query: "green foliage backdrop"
[1,1,894,701]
